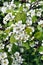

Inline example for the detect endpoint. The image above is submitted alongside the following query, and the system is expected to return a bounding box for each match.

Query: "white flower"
[1,59,9,65]
[36,11,41,17]
[29,0,31,3]
[20,48,24,53]
[6,44,12,52]
[26,17,32,25]
[41,43,43,46]
[3,20,7,24]
[39,1,43,5]
[11,0,14,4]
[27,12,30,16]
[0,43,4,49]
[39,52,43,54]
[35,41,38,44]
[1,7,7,13]
[15,41,22,46]
[31,36,34,40]
[8,32,12,36]
[7,0,16,9]
[12,52,24,65]
[3,13,15,24]
[9,3,16,9]
[13,21,29,42]
[41,40,43,46]
[26,3,30,9]
[16,56,24,64]
[1,52,7,59]
[0,52,7,60]
[31,27,34,32]
[3,2,8,6]
[2,0,16,10]
[0,53,2,60]
[42,40,43,43]
[23,8,27,12]
[14,52,20,57]
[30,9,35,17]
[18,4,21,8]
[38,20,43,25]
[30,44,35,47]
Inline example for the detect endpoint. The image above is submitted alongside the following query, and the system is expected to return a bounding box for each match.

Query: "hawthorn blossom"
[1,59,9,65]
[0,52,7,60]
[6,44,12,52]
[0,43,4,50]
[3,13,15,24]
[12,52,24,65]
[38,20,43,25]
[13,20,29,42]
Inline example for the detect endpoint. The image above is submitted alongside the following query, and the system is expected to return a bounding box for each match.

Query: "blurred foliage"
[0,0,43,65]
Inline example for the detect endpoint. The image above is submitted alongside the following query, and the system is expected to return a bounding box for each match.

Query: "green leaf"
[32,16,37,23]
[37,25,42,32]
[19,6,23,11]
[8,21,13,26]
[11,44,19,54]
[5,29,10,34]
[41,56,43,60]
[0,49,3,52]
[31,0,36,2]
[22,42,29,49]
[15,12,26,23]
[21,12,26,24]
[8,57,12,65]
[39,46,43,52]
[25,27,32,35]
[34,32,42,39]
[10,34,16,43]
[15,12,21,22]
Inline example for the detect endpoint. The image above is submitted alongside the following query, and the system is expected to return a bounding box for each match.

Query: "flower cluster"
[1,0,16,13]
[0,0,43,65]
[12,52,24,65]
[13,21,29,42]
[3,13,15,24]
[0,52,9,65]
